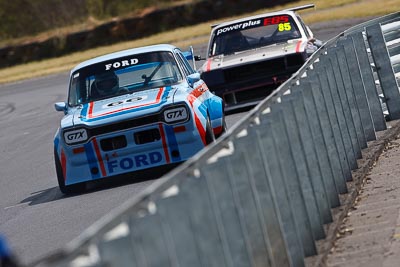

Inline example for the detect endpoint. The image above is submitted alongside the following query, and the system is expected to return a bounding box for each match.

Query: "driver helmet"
[93,72,119,96]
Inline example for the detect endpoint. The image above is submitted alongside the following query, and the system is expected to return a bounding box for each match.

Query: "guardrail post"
[389,44,400,57]
[285,89,333,224]
[384,30,399,43]
[231,131,292,266]
[129,213,172,267]
[350,32,386,134]
[315,60,353,181]
[366,23,400,120]
[334,42,368,150]
[391,55,400,69]
[276,97,326,241]
[156,194,202,267]
[298,79,341,208]
[198,160,259,266]
[179,175,229,267]
[324,51,358,170]
[201,156,272,267]
[253,117,305,267]
[306,70,348,195]
[268,105,317,257]
[336,41,367,148]
[382,21,400,43]
[328,46,362,160]
[98,224,138,267]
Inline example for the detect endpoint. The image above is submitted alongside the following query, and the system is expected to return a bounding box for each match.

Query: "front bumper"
[57,120,204,185]
[202,53,306,110]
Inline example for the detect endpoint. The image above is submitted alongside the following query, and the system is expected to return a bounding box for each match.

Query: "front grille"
[89,113,161,137]
[233,84,279,103]
[100,135,127,151]
[223,53,305,84]
[286,53,305,67]
[224,58,285,83]
[134,128,161,145]
[207,54,306,107]
[63,104,192,147]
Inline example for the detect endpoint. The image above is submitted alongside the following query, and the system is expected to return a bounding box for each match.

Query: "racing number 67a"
[278,22,291,31]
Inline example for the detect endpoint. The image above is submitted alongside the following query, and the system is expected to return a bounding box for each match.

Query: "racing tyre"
[215,117,227,139]
[205,116,215,145]
[54,150,85,195]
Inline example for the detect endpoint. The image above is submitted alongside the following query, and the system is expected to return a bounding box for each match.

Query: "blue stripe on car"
[164,125,181,162]
[54,136,59,151]
[84,142,101,179]
[81,104,88,120]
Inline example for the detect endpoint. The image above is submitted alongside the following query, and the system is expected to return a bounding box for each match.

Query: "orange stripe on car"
[158,124,171,164]
[295,40,303,53]
[195,115,207,145]
[61,149,67,181]
[187,94,207,146]
[88,87,165,119]
[191,83,209,99]
[206,59,212,72]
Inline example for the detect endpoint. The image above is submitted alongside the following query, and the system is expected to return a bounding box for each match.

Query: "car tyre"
[54,149,85,195]
[205,116,215,145]
[215,117,227,139]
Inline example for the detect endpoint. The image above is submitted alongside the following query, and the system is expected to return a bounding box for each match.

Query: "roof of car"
[211,4,314,30]
[70,44,178,74]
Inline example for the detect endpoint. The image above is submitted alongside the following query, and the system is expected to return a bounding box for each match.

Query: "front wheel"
[205,116,215,145]
[54,149,85,195]
[215,117,227,139]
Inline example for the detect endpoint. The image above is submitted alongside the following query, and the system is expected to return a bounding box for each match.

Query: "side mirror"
[194,55,203,61]
[55,102,67,112]
[314,39,323,48]
[187,73,201,87]
[183,46,197,70]
[308,37,323,48]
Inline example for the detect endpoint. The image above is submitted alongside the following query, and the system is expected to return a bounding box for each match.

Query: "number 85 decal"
[278,22,291,31]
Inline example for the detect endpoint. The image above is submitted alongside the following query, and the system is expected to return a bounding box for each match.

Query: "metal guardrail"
[32,12,400,267]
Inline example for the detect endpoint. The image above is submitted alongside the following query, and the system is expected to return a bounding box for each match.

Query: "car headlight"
[63,128,89,145]
[163,106,189,124]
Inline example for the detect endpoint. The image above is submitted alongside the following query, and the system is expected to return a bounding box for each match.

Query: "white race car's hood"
[72,87,175,126]
[202,39,305,72]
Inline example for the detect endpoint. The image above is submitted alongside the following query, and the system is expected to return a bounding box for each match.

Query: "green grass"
[0,0,399,85]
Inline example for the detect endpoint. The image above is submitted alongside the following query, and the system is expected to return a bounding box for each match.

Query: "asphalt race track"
[0,17,372,265]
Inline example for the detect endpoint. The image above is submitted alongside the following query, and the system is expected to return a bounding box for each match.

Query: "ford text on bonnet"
[200,4,321,111]
[53,44,225,194]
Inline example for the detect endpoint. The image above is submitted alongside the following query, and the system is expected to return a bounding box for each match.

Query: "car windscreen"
[68,51,183,106]
[209,14,301,57]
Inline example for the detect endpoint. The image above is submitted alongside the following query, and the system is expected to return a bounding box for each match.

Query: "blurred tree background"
[0,0,180,39]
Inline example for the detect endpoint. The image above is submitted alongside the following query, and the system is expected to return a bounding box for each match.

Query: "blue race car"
[54,44,225,194]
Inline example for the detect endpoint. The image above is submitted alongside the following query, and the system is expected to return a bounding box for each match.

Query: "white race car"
[200,4,321,111]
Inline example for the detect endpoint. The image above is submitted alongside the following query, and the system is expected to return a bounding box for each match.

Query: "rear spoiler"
[211,3,315,28]
[285,3,315,12]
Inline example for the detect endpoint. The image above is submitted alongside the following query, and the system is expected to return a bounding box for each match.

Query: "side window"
[175,50,195,76]
[296,15,311,38]
[68,73,89,106]
[180,53,195,74]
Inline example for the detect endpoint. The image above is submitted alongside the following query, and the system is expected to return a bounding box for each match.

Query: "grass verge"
[0,0,399,85]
